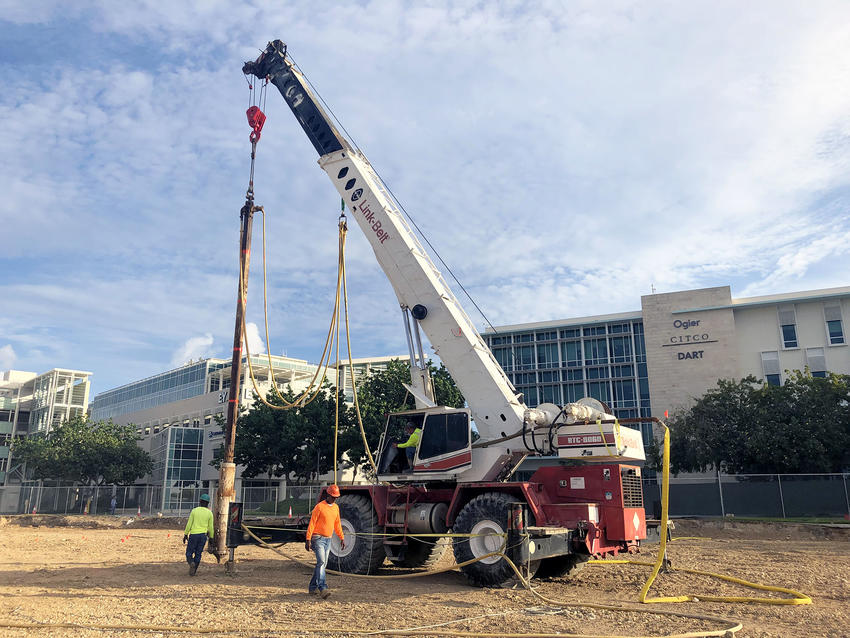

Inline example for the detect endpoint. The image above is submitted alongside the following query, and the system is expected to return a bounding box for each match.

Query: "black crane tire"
[452,492,521,587]
[389,537,449,569]
[534,553,589,580]
[328,494,386,574]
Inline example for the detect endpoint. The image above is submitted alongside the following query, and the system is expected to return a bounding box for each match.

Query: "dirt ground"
[0,516,848,638]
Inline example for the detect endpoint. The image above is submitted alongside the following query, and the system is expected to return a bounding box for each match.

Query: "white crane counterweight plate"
[555,423,645,462]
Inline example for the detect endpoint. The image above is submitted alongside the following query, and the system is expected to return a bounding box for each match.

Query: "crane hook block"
[247,106,267,143]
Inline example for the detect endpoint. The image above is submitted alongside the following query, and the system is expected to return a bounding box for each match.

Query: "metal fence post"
[717,470,726,517]
[777,474,786,519]
[843,473,850,520]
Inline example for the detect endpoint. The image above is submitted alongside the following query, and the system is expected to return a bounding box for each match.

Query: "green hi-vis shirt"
[397,428,421,449]
[185,506,214,537]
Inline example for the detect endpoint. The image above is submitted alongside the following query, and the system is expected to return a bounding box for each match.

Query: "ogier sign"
[663,316,718,362]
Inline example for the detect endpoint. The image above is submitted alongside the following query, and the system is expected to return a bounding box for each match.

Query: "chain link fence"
[642,473,850,519]
[3,474,848,519]
[0,483,328,516]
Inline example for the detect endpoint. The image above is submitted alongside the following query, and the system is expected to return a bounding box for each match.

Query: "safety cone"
[31,507,37,514]
[288,505,293,517]
[136,505,141,518]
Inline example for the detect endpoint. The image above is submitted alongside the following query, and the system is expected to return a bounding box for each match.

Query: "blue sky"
[2,1,849,398]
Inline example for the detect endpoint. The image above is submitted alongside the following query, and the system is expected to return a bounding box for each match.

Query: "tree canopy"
[225,383,356,484]
[226,359,465,482]
[13,415,153,485]
[653,371,850,474]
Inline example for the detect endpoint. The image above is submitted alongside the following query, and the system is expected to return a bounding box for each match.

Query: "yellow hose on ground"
[239,522,743,637]
[628,423,810,607]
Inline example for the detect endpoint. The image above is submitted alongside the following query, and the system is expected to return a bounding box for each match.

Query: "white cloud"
[170,334,214,367]
[2,2,850,395]
[244,322,266,356]
[0,345,17,370]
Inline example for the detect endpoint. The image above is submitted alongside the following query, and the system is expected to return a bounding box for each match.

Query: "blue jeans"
[186,533,208,566]
[308,535,332,592]
[406,447,415,467]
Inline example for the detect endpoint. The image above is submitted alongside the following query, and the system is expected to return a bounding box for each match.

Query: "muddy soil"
[0,516,847,637]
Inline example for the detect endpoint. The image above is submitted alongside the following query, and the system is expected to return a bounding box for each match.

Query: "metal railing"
[642,472,850,519]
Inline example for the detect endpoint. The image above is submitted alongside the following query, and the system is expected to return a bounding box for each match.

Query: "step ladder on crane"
[382,485,415,561]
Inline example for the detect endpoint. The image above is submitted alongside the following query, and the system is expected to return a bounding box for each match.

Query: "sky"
[1,1,849,398]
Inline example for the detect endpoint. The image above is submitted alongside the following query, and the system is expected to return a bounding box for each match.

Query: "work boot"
[189,563,198,576]
[308,590,319,596]
[320,589,331,599]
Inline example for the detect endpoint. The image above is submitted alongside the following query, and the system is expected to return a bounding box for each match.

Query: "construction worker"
[183,493,214,576]
[394,421,421,471]
[305,484,345,598]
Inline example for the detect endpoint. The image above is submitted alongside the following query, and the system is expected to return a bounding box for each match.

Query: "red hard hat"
[327,485,341,498]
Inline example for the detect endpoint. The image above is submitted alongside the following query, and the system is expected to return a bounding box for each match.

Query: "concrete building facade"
[91,354,408,511]
[484,285,849,422]
[0,368,92,513]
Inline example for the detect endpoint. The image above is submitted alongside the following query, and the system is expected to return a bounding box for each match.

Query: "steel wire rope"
[339,211,379,475]
[240,209,381,476]
[252,208,340,408]
[241,207,378,475]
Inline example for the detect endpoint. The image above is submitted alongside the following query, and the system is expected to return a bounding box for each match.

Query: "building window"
[493,347,513,371]
[560,328,580,339]
[562,382,584,403]
[586,381,610,404]
[563,368,583,381]
[584,338,608,365]
[761,351,781,386]
[612,380,636,408]
[562,341,582,367]
[805,347,827,377]
[824,303,845,345]
[536,331,557,341]
[540,385,560,404]
[490,335,511,346]
[610,336,632,362]
[536,343,559,369]
[778,305,797,348]
[515,333,534,343]
[515,345,535,370]
[583,326,606,337]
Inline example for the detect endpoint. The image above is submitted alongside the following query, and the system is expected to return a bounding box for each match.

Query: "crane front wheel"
[452,492,521,587]
[328,494,386,574]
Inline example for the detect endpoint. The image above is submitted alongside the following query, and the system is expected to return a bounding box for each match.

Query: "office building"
[484,285,849,429]
[0,368,92,500]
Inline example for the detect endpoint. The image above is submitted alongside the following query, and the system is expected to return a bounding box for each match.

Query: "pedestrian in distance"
[305,484,345,599]
[183,493,214,576]
[109,496,117,515]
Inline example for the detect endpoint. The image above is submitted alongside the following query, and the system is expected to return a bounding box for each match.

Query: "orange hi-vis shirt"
[306,500,344,541]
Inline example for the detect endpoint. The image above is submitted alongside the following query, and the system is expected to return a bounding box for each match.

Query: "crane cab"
[377,406,472,481]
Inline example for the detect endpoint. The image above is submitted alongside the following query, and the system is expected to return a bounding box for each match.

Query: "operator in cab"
[393,421,421,472]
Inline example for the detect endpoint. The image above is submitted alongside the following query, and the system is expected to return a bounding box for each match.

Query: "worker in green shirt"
[183,493,214,576]
[393,422,421,471]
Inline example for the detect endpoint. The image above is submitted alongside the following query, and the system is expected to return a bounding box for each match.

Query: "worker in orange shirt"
[305,484,345,598]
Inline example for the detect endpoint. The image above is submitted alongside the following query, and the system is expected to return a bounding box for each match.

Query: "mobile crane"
[239,40,648,586]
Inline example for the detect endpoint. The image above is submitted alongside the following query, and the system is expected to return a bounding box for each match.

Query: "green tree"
[223,384,354,484]
[654,371,850,474]
[12,415,153,485]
